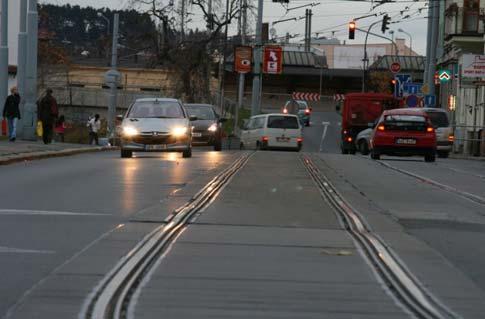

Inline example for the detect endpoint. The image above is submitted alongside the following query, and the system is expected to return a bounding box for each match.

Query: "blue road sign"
[406,94,419,107]
[395,74,412,97]
[403,83,423,95]
[424,95,436,107]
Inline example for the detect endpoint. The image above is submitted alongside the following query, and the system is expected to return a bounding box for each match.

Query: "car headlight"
[123,126,139,137]
[208,123,218,132]
[172,126,188,137]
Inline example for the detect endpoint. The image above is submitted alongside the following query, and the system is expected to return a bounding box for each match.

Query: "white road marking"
[0,209,111,217]
[0,246,55,254]
[319,122,331,152]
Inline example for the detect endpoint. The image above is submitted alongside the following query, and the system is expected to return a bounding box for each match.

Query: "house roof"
[369,55,425,71]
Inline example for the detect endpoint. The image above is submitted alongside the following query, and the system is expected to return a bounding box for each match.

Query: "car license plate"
[276,136,290,142]
[396,138,416,145]
[193,132,202,137]
[145,144,167,151]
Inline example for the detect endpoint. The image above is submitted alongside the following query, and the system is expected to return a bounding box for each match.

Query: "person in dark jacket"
[2,87,21,142]
[37,88,59,144]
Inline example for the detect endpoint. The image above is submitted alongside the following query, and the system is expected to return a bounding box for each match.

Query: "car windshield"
[267,116,299,129]
[384,114,427,131]
[185,105,216,120]
[426,111,449,127]
[296,101,308,110]
[128,101,184,118]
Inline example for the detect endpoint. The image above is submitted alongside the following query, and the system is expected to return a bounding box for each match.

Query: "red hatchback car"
[370,108,437,162]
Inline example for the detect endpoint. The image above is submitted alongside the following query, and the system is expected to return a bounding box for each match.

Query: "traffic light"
[390,78,397,94]
[381,14,390,33]
[348,21,356,40]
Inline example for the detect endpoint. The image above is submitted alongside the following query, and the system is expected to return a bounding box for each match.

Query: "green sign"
[438,69,451,83]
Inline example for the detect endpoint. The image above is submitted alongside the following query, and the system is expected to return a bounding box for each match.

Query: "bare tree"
[131,0,241,102]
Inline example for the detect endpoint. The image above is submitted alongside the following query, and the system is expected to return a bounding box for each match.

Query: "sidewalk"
[450,153,485,161]
[0,139,114,165]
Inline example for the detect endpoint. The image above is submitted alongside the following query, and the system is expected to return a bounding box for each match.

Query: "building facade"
[439,0,485,155]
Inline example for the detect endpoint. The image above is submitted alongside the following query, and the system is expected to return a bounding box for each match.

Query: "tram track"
[79,152,253,319]
[301,154,459,319]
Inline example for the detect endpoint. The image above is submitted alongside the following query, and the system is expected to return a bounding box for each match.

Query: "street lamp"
[398,28,413,56]
[97,12,110,35]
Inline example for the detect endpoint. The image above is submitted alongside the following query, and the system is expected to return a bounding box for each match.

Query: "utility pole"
[425,0,435,91]
[17,0,28,138]
[427,0,440,96]
[304,9,309,50]
[218,0,230,115]
[0,0,8,121]
[180,0,185,41]
[23,0,39,140]
[307,10,312,51]
[251,0,264,116]
[107,13,120,139]
[236,0,247,133]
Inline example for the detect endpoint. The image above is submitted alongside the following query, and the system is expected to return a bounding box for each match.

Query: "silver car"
[119,98,196,158]
[423,108,453,158]
[356,128,373,155]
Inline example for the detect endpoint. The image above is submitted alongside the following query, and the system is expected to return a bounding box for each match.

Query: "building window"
[463,0,480,33]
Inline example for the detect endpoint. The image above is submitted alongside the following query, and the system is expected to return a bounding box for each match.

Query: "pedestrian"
[55,115,67,142]
[2,86,21,142]
[37,88,59,144]
[87,114,101,145]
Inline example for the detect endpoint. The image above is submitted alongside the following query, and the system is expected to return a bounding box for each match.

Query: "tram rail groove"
[79,152,253,319]
[376,160,485,207]
[301,154,459,319]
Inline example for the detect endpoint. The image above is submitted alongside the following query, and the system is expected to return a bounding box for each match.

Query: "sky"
[40,0,429,55]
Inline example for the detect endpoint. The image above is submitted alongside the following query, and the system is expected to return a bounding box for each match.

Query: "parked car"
[240,113,303,151]
[423,108,453,158]
[119,98,197,158]
[355,128,372,155]
[370,108,437,162]
[184,104,226,151]
[283,100,312,126]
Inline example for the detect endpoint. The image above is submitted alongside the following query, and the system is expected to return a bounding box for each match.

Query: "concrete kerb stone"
[0,146,117,166]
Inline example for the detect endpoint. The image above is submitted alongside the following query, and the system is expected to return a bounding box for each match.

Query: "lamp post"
[97,12,110,35]
[398,28,413,56]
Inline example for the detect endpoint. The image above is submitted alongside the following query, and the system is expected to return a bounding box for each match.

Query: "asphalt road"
[0,150,241,318]
[2,111,485,318]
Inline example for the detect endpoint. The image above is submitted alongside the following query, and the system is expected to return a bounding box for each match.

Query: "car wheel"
[437,151,449,158]
[213,141,222,151]
[239,142,245,150]
[370,150,380,160]
[349,148,356,155]
[305,121,310,127]
[182,148,192,158]
[425,153,436,162]
[120,149,132,158]
[256,142,261,150]
[341,147,349,154]
[359,140,370,155]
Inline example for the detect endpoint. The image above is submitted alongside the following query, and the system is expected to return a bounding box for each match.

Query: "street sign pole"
[251,0,264,116]
[107,14,120,139]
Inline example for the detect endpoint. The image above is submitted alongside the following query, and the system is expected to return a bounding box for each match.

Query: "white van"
[240,114,303,151]
[423,108,453,158]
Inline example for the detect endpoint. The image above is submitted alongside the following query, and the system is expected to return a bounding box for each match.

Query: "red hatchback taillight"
[262,136,269,142]
[377,125,385,131]
[426,127,434,133]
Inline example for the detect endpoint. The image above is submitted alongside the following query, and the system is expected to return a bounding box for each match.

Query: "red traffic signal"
[348,21,356,40]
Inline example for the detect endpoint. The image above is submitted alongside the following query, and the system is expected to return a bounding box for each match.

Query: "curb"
[0,146,117,166]
[449,154,485,162]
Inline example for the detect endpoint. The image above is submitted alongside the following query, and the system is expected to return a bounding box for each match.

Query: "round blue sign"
[406,94,418,107]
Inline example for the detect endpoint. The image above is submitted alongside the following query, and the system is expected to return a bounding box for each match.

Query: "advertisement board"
[263,46,283,74]
[234,46,252,74]
[462,54,485,78]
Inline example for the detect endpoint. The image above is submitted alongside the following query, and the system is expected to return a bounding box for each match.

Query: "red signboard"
[234,46,253,74]
[390,62,401,73]
[263,46,283,74]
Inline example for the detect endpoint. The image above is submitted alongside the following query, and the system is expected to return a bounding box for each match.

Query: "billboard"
[333,46,386,69]
[263,46,283,74]
[461,54,485,78]
[234,46,252,74]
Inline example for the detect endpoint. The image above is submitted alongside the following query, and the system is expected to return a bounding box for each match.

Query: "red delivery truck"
[340,93,401,154]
